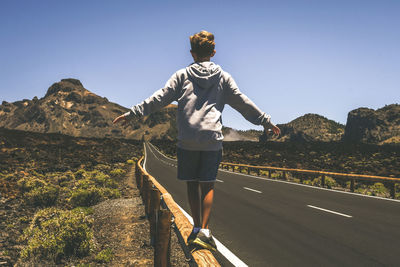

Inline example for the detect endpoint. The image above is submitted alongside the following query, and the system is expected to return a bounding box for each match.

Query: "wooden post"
[135,163,139,186]
[256,169,260,176]
[282,171,286,180]
[155,209,172,267]
[141,176,146,200]
[247,167,251,175]
[135,163,139,182]
[321,175,325,188]
[150,188,161,246]
[390,182,396,199]
[268,170,271,178]
[144,177,152,216]
[239,166,242,173]
[142,177,149,211]
[300,174,303,184]
[139,172,143,192]
[350,179,355,192]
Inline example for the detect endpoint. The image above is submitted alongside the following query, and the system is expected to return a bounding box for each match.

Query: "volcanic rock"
[343,104,400,144]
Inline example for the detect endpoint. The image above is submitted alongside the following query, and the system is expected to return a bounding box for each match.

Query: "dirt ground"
[89,165,189,266]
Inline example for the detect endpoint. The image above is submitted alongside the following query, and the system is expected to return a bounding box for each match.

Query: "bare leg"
[200,182,215,229]
[187,181,201,228]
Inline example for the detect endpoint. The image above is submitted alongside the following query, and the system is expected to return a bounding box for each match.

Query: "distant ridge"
[0,78,398,144]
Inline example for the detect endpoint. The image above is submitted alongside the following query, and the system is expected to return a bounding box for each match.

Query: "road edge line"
[176,204,248,267]
[144,142,248,267]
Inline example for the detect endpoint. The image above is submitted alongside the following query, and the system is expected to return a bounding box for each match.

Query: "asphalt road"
[144,142,400,267]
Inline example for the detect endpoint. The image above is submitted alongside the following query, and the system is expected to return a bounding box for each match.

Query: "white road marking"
[216,179,224,183]
[143,143,148,171]
[176,204,248,267]
[218,169,400,203]
[243,187,262,194]
[307,205,352,218]
[149,142,177,161]
[149,143,400,203]
[144,142,248,267]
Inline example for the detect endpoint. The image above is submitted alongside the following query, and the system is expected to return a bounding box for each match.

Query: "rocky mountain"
[0,79,177,140]
[259,113,345,142]
[1,78,397,145]
[343,104,400,144]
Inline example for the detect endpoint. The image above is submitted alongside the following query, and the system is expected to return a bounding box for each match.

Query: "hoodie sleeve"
[123,72,181,119]
[224,74,274,127]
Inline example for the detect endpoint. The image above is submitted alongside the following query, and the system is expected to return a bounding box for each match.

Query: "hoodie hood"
[186,61,222,89]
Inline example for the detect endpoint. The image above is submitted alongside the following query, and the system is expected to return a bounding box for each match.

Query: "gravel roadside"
[90,165,189,266]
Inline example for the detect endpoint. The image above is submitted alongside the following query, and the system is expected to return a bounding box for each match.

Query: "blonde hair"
[190,30,215,58]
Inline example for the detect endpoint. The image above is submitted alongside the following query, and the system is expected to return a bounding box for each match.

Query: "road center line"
[243,187,262,194]
[307,205,352,218]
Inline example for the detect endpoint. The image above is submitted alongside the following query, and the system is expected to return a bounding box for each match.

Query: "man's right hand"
[263,124,280,136]
[271,125,280,136]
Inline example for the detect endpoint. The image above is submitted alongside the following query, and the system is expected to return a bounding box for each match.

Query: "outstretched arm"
[224,75,280,136]
[113,73,180,125]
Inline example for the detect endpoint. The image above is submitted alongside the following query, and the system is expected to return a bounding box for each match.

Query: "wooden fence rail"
[136,156,221,267]
[220,162,400,199]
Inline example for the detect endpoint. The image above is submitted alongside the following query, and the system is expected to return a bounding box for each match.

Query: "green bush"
[75,169,87,179]
[68,187,121,208]
[109,169,126,180]
[72,206,94,216]
[17,177,47,192]
[24,184,59,207]
[74,171,118,189]
[95,248,114,263]
[75,178,94,189]
[94,164,111,172]
[370,182,387,196]
[312,177,321,186]
[293,178,301,183]
[92,172,117,188]
[54,171,75,186]
[100,187,121,199]
[20,207,93,263]
[324,176,337,189]
[69,188,103,207]
[303,179,313,185]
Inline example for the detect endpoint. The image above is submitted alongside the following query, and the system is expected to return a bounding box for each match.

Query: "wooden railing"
[136,156,220,267]
[219,162,400,199]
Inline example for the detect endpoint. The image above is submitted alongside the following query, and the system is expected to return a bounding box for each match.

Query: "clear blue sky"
[1,0,399,130]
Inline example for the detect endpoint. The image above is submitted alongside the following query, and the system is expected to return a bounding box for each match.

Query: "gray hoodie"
[124,61,273,151]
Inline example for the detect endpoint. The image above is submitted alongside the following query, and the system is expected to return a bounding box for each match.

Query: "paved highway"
[144,142,400,267]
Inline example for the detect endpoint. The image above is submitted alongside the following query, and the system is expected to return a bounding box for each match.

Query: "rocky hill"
[0,79,177,140]
[1,78,397,145]
[259,113,345,142]
[343,104,400,145]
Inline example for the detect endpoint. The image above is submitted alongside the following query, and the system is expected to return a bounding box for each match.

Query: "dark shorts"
[177,147,222,182]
